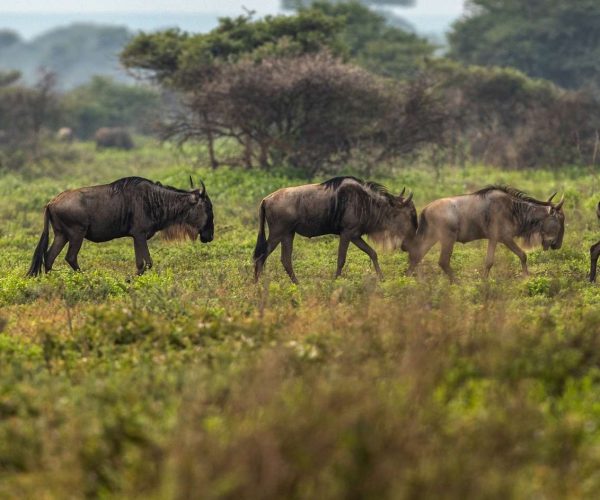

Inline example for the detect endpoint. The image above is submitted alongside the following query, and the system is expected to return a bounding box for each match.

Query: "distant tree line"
[2,0,600,173]
[120,1,600,173]
[0,71,158,171]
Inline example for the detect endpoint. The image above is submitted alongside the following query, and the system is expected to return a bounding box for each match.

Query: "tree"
[296,2,435,80]
[449,0,600,91]
[425,59,600,168]
[62,76,160,138]
[281,0,415,12]
[162,53,444,176]
[0,71,61,170]
[121,11,343,89]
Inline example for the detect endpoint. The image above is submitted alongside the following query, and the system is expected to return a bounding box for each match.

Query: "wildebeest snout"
[200,223,214,243]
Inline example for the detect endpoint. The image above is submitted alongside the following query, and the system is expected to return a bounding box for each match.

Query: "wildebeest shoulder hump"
[474,185,550,206]
[109,177,189,196]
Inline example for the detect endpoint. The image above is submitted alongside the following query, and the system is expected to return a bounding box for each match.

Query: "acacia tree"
[121,11,444,175]
[449,0,600,91]
[162,53,443,175]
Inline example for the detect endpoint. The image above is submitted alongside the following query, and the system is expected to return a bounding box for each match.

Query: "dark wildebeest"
[253,176,417,283]
[94,127,134,150]
[27,176,214,277]
[589,202,600,282]
[403,186,565,279]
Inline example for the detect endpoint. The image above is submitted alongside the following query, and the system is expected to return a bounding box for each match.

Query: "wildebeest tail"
[253,200,268,262]
[26,206,50,277]
[596,201,600,220]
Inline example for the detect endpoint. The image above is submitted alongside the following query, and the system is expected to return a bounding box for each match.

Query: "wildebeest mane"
[323,177,397,235]
[476,185,554,246]
[109,177,199,239]
[109,176,189,195]
[474,185,552,206]
[322,176,396,202]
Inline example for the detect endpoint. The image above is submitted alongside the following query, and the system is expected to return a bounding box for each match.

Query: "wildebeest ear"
[189,176,194,189]
[547,192,557,204]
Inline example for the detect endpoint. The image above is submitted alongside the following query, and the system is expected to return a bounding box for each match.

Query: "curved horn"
[199,179,206,197]
[547,192,557,204]
[554,195,564,210]
[403,191,413,205]
[189,175,194,189]
[399,187,406,198]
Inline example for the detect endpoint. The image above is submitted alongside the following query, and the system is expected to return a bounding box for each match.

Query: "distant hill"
[0,24,134,89]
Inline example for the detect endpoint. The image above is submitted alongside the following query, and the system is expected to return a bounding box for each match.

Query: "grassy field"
[2,142,600,498]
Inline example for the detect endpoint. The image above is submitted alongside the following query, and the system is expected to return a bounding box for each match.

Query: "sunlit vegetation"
[1,142,600,496]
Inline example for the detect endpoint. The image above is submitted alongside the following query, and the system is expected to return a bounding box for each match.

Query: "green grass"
[2,142,600,497]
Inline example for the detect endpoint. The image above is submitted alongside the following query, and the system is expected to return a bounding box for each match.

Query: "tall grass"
[1,143,600,497]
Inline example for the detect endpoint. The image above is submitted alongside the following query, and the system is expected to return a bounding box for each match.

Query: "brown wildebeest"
[253,176,417,283]
[589,202,600,282]
[94,127,134,150]
[27,176,213,277]
[403,186,565,279]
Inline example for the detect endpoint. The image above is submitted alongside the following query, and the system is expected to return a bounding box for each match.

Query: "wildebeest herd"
[26,174,598,282]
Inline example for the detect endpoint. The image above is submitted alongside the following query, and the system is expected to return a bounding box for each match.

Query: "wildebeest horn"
[189,176,194,189]
[199,179,206,197]
[403,191,413,205]
[554,195,564,210]
[399,187,406,198]
[547,192,557,204]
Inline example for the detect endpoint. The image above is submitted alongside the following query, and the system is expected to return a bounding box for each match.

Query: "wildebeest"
[94,127,134,150]
[56,127,74,142]
[403,186,565,279]
[27,176,214,277]
[253,176,417,283]
[589,202,600,282]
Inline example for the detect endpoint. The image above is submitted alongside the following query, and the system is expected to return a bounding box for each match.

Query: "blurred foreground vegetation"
[2,142,600,496]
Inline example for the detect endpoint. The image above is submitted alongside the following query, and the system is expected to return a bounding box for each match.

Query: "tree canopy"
[449,0,600,90]
[120,11,343,90]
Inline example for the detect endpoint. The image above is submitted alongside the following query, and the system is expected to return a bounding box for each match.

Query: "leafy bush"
[63,76,160,139]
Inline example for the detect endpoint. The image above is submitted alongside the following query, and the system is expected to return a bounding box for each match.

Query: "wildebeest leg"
[45,233,68,272]
[335,235,350,278]
[352,237,383,278]
[141,242,153,270]
[254,235,282,282]
[438,240,455,280]
[590,241,600,282]
[503,239,528,277]
[483,240,497,278]
[280,233,298,284]
[407,236,437,275]
[133,236,150,275]
[65,234,84,271]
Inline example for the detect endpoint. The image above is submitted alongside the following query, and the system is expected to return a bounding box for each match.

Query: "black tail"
[26,207,50,277]
[253,201,268,263]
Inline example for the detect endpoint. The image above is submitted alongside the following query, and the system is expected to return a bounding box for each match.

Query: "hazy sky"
[3,0,465,15]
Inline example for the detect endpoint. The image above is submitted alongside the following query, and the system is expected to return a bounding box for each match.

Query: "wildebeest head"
[540,193,565,250]
[372,187,417,250]
[186,176,214,243]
